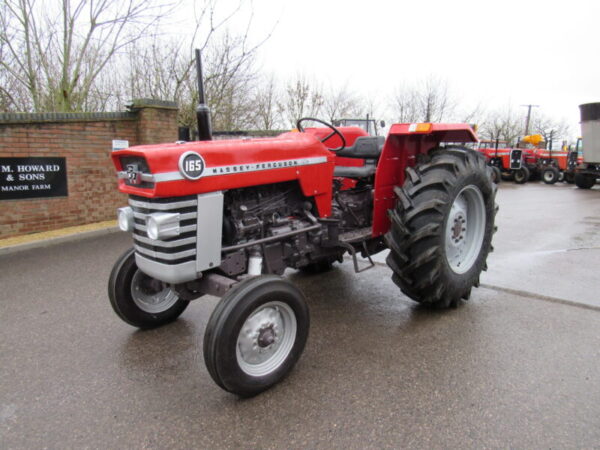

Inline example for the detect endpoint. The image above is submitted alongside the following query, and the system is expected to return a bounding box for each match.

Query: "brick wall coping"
[129,99,178,110]
[0,111,137,124]
[0,99,178,125]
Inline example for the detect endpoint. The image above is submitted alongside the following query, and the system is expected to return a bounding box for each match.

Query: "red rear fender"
[371,123,478,236]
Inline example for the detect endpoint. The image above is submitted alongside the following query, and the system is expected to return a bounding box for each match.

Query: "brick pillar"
[130,99,179,145]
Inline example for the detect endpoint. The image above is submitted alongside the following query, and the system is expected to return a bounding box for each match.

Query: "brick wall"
[0,99,178,239]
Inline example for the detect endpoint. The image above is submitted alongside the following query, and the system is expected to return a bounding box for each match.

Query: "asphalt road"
[1,182,600,449]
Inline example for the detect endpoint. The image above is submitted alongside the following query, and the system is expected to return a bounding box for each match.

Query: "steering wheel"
[296,117,346,152]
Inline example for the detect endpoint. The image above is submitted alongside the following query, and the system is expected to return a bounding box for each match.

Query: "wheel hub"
[257,325,276,348]
[236,301,297,377]
[131,270,179,313]
[444,185,486,274]
[451,213,466,242]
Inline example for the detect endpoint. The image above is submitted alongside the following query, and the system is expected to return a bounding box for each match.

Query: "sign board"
[112,140,129,151]
[0,157,68,200]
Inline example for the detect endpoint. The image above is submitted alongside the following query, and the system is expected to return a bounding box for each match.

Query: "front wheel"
[489,165,502,184]
[542,166,559,184]
[513,166,530,184]
[385,147,497,308]
[108,248,189,328]
[203,275,309,396]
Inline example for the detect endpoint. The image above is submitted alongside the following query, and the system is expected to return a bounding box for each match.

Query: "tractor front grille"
[129,195,198,265]
[510,150,523,169]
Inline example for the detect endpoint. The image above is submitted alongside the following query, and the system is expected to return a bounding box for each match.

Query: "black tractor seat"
[335,136,384,159]
[333,136,384,178]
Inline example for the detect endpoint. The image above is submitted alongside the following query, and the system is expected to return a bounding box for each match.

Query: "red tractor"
[107,53,497,396]
[534,144,582,184]
[477,140,531,184]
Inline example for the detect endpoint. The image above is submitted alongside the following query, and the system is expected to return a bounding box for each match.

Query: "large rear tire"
[385,147,497,308]
[203,275,309,397]
[575,173,596,189]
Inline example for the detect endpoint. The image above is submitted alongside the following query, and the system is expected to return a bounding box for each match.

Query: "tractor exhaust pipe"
[195,49,212,141]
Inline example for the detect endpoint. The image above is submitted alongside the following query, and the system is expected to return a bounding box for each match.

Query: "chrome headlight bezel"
[146,212,181,240]
[117,207,134,232]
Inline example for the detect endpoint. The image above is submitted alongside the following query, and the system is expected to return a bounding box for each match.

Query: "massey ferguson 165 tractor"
[107,53,497,397]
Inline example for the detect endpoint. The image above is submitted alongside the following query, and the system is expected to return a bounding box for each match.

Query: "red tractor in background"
[534,142,582,184]
[477,140,531,184]
[107,52,497,396]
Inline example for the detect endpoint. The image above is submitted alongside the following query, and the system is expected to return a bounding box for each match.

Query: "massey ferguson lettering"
[210,160,299,175]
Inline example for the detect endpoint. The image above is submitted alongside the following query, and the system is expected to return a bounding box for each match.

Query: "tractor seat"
[333,136,384,178]
[335,136,384,159]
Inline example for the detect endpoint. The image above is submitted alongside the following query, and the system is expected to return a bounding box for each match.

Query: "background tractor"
[477,139,531,183]
[107,52,498,396]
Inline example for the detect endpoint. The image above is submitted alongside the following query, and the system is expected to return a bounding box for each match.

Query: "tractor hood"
[111,132,335,213]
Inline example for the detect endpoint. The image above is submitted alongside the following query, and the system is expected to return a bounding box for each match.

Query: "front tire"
[489,166,502,184]
[542,166,559,184]
[203,275,309,397]
[385,147,497,308]
[108,248,189,328]
[513,166,530,184]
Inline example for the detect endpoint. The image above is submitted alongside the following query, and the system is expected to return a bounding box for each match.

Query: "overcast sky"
[183,0,600,138]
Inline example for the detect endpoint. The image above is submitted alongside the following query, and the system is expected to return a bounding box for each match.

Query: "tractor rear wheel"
[565,172,575,184]
[575,173,596,189]
[513,166,530,184]
[542,167,559,184]
[385,147,497,308]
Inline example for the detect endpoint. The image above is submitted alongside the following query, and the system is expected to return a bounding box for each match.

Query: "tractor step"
[339,226,372,243]
[337,227,375,273]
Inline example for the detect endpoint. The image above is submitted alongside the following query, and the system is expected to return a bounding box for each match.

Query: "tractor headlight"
[117,207,134,232]
[146,212,180,240]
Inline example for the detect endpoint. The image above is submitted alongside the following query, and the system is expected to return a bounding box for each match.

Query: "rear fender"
[372,123,478,237]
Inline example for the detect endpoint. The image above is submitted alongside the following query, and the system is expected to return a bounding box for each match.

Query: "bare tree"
[322,83,362,123]
[417,77,455,122]
[391,83,420,123]
[280,74,325,127]
[531,112,571,144]
[117,0,272,132]
[478,105,523,144]
[391,76,456,123]
[0,0,172,112]
[251,73,282,130]
[458,102,486,126]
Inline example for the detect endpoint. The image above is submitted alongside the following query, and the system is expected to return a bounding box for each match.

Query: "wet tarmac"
[1,182,600,448]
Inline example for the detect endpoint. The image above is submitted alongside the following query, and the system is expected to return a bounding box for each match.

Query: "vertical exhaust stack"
[195,49,213,141]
